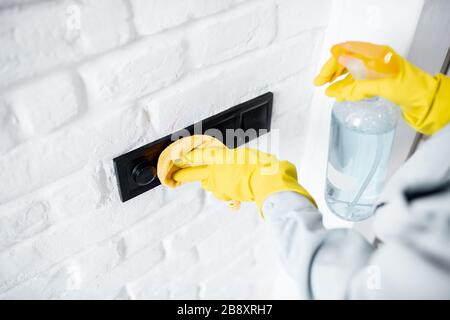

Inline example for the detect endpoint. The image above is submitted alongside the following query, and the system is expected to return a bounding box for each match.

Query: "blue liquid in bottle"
[325,97,398,221]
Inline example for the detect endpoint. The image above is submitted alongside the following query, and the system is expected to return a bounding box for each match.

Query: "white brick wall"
[79,37,186,107]
[6,72,82,135]
[0,0,132,88]
[130,0,236,36]
[0,0,331,299]
[187,1,277,68]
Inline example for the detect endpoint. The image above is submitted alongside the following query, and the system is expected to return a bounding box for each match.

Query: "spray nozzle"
[331,42,399,80]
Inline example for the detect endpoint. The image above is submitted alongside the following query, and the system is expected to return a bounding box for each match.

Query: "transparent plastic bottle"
[325,97,399,221]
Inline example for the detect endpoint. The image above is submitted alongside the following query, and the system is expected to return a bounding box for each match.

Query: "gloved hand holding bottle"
[314,41,450,135]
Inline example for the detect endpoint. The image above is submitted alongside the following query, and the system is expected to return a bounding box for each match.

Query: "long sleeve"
[264,123,450,299]
[263,191,374,299]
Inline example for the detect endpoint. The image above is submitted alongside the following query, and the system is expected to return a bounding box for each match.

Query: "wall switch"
[113,92,273,202]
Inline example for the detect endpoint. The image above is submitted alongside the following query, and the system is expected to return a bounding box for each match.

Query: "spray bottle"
[325,44,399,221]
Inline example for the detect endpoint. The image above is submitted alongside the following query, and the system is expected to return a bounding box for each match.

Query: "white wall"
[300,0,425,231]
[0,0,331,299]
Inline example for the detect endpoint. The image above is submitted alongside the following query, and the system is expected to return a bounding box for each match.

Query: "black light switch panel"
[113,92,273,202]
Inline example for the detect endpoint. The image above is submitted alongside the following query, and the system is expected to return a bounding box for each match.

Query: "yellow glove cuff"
[250,161,317,217]
[404,73,450,135]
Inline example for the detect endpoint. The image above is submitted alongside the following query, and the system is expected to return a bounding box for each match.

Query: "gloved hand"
[314,41,450,135]
[170,143,316,215]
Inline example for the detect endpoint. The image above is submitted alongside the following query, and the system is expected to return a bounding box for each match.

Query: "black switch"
[113,92,273,202]
[131,161,157,186]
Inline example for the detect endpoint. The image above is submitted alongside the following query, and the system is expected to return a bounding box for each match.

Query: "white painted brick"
[196,206,260,260]
[0,199,50,252]
[188,2,277,68]
[168,281,201,299]
[126,248,199,299]
[132,285,171,300]
[49,169,103,220]
[117,188,204,259]
[79,37,186,107]
[1,241,164,299]
[200,249,278,299]
[65,244,165,299]
[0,105,154,203]
[162,181,203,204]
[272,108,309,164]
[268,67,319,162]
[200,250,256,299]
[75,0,132,55]
[165,219,272,299]
[143,30,321,137]
[0,167,105,252]
[277,0,332,39]
[270,71,325,163]
[130,0,235,36]
[0,0,132,88]
[198,225,280,299]
[0,185,165,293]
[0,240,121,299]
[5,72,81,135]
[271,66,316,118]
[162,204,236,257]
[0,101,23,155]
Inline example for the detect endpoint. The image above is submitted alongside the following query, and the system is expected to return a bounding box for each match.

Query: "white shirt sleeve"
[263,191,374,299]
[263,124,450,299]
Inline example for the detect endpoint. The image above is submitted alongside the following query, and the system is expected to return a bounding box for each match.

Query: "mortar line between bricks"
[0,26,325,167]
[136,27,326,124]
[0,158,100,209]
[108,211,259,292]
[5,16,321,101]
[0,0,260,94]
[136,27,325,105]
[0,192,150,256]
[196,246,256,288]
[127,219,263,298]
[78,2,281,110]
[0,2,323,98]
[0,237,167,298]
[0,190,205,292]
[128,0,268,39]
[0,29,139,94]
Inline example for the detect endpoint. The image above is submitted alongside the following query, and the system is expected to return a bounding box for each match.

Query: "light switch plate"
[113,92,273,202]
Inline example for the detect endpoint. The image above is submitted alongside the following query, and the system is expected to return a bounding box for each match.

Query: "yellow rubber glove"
[171,145,316,216]
[314,41,450,135]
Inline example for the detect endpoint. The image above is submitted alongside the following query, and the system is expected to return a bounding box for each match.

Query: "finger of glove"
[324,74,354,100]
[314,56,348,86]
[172,166,209,183]
[325,75,379,102]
